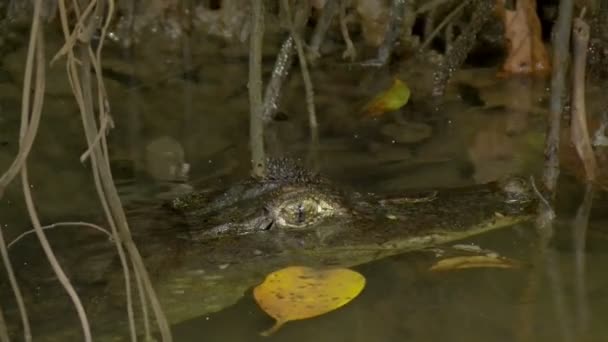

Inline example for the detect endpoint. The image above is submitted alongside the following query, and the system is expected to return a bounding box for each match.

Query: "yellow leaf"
[429,255,520,272]
[253,266,365,336]
[362,78,410,116]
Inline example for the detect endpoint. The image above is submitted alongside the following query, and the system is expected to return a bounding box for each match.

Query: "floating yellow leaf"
[429,255,520,272]
[362,78,410,116]
[253,266,365,336]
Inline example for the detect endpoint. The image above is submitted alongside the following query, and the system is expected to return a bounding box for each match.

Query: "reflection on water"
[1,21,608,342]
[172,217,608,342]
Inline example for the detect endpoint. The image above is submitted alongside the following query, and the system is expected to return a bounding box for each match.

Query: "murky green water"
[1,20,608,342]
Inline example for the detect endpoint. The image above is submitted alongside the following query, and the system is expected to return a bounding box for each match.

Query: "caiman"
[3,159,534,340]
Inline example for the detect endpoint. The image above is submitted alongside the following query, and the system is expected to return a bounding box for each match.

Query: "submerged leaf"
[362,78,410,116]
[429,255,519,272]
[253,266,365,336]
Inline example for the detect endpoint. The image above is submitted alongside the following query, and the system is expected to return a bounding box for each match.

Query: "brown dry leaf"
[497,0,550,75]
[253,266,366,336]
[429,255,520,272]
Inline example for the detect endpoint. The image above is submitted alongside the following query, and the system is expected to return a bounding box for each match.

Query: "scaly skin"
[5,161,534,340]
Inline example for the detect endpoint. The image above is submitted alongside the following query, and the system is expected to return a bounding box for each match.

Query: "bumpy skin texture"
[8,160,535,341]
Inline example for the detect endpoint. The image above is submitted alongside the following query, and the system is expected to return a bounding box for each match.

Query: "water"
[1,19,607,342]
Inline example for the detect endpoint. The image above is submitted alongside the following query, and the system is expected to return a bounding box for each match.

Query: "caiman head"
[167,159,535,262]
[139,159,535,331]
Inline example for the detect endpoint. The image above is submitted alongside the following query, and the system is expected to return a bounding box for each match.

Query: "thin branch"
[79,114,114,163]
[56,1,170,340]
[542,0,574,195]
[20,7,94,338]
[0,303,9,342]
[249,0,266,178]
[7,221,112,249]
[0,0,47,198]
[308,0,339,62]
[570,15,596,180]
[572,183,593,337]
[361,0,407,66]
[339,0,357,60]
[262,36,295,123]
[282,0,318,142]
[79,44,139,342]
[421,0,469,50]
[416,0,455,14]
[431,0,492,98]
[0,224,30,342]
[133,257,151,342]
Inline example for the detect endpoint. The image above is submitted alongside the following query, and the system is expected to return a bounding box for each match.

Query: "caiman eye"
[295,203,306,224]
[273,196,338,228]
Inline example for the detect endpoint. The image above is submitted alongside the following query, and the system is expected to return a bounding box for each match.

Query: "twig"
[592,111,608,146]
[0,303,9,342]
[66,1,139,340]
[421,0,469,50]
[308,0,339,62]
[0,0,47,198]
[572,183,594,337]
[23,166,96,341]
[416,0,455,14]
[133,258,151,342]
[544,246,575,342]
[360,0,407,67]
[79,45,138,342]
[423,6,436,42]
[570,14,596,180]
[542,0,574,195]
[339,0,356,60]
[262,36,295,123]
[19,20,94,342]
[7,221,112,249]
[79,113,114,162]
[56,1,169,340]
[529,176,554,217]
[431,0,492,98]
[50,0,98,64]
[0,306,10,342]
[282,0,318,144]
[0,223,30,342]
[249,0,266,178]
